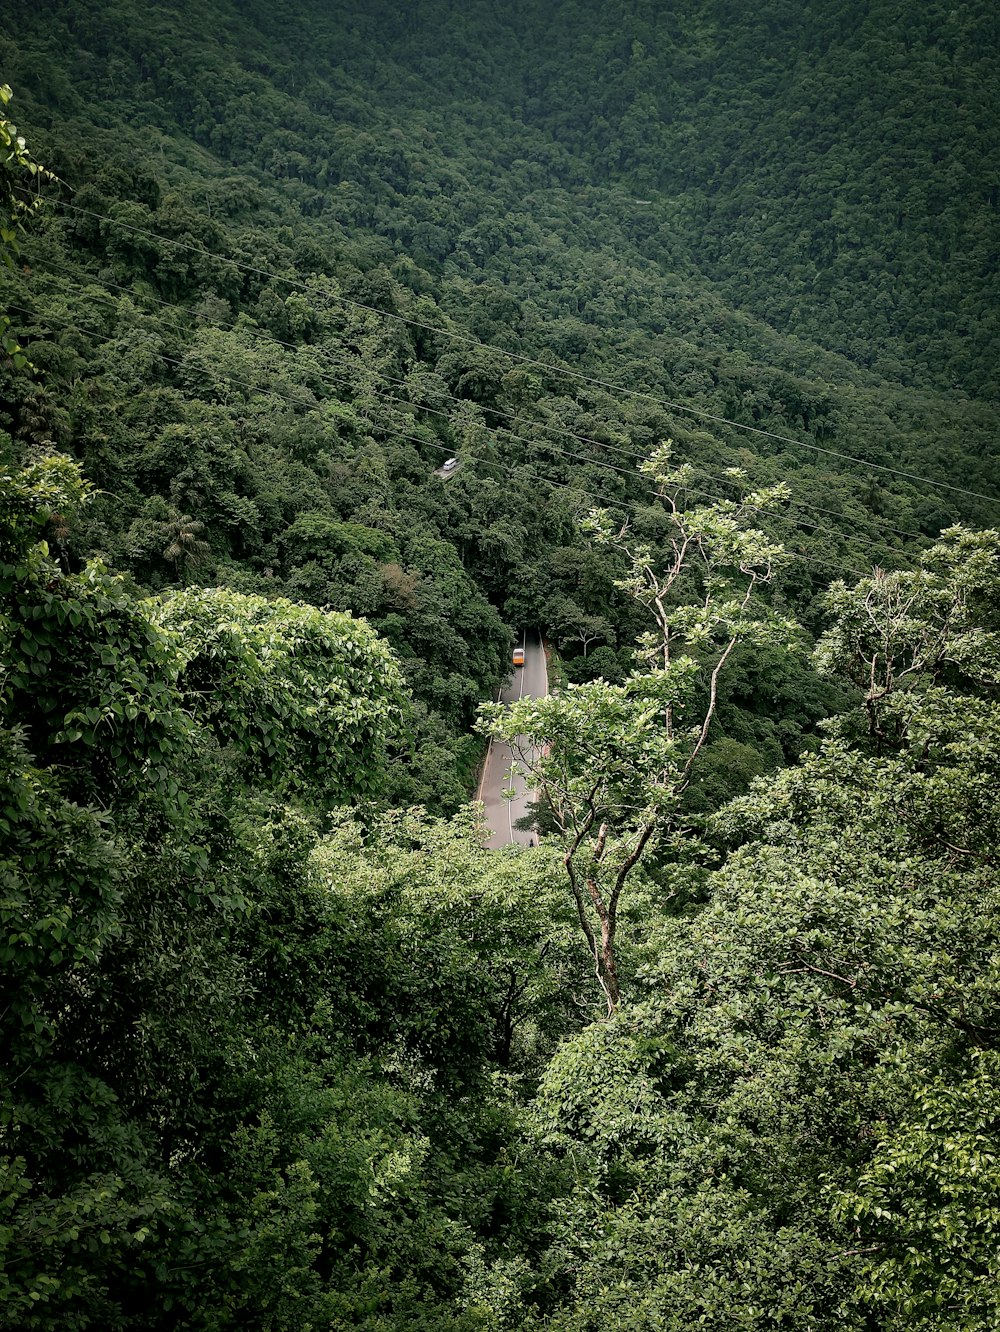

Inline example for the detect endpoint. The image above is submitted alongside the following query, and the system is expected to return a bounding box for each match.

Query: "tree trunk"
[598,918,620,1015]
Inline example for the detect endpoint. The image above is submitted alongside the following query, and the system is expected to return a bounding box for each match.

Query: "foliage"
[516,525,1000,1327]
[482,445,798,1012]
[0,83,53,248]
[834,1049,1000,1330]
[0,83,57,367]
[151,585,405,803]
[0,3,998,1324]
[311,807,590,1074]
[816,525,1000,749]
[2,453,519,1329]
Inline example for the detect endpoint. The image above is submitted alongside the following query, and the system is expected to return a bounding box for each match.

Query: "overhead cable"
[47,198,1000,508]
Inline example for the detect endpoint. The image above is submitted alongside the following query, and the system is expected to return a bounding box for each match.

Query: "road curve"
[478,631,547,849]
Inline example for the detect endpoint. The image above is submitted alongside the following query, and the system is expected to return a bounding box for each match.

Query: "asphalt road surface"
[477,631,548,849]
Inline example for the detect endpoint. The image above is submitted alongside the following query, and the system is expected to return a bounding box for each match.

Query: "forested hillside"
[3,1,1000,1327]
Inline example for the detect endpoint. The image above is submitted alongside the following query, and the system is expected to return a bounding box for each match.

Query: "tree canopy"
[2,5,999,1325]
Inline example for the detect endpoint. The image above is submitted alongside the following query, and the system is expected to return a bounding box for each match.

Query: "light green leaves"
[151,586,405,802]
[481,442,795,1012]
[834,1050,1000,1330]
[0,84,58,263]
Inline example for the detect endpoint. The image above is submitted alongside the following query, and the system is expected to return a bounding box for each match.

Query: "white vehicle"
[442,457,458,472]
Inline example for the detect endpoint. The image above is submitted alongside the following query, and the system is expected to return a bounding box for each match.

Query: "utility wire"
[47,198,1000,508]
[6,295,903,565]
[29,258,934,546]
[6,300,890,583]
[12,269,925,564]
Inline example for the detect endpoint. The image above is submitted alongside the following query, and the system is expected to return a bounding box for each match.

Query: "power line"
[34,257,933,545]
[15,265,926,562]
[6,292,908,576]
[9,297,916,572]
[7,300,883,583]
[48,198,1000,508]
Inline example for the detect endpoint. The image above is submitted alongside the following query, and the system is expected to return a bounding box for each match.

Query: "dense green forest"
[2,1,1000,1326]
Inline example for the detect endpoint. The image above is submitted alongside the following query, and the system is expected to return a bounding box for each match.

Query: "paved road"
[478,631,548,849]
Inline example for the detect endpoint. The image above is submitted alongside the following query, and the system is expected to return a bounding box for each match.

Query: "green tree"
[0,457,225,1327]
[158,507,210,581]
[524,526,1000,1330]
[816,525,1000,751]
[0,84,56,260]
[835,1050,1000,1331]
[0,454,425,1327]
[151,586,406,804]
[0,84,57,367]
[482,445,795,1013]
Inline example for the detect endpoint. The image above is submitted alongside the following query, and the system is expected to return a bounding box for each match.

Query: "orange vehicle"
[512,646,526,667]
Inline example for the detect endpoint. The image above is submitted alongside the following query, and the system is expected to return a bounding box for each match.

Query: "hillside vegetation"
[2,2,1000,1327]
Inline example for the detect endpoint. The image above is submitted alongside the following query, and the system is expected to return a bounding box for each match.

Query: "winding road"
[477,631,548,848]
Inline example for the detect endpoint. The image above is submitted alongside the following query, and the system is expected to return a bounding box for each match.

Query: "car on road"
[512,646,525,667]
[442,457,458,472]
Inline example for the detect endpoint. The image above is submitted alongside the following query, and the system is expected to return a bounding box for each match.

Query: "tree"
[310,805,584,1077]
[0,456,230,1328]
[151,586,406,804]
[0,84,56,260]
[0,454,470,1328]
[835,1050,1000,1331]
[482,445,796,1013]
[816,525,1000,753]
[158,508,210,581]
[524,525,1000,1330]
[543,592,614,658]
[0,84,58,368]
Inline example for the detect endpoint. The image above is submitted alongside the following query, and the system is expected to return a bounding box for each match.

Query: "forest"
[2,1,999,1327]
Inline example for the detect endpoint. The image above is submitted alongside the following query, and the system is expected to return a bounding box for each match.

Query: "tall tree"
[0,83,57,367]
[482,445,796,1012]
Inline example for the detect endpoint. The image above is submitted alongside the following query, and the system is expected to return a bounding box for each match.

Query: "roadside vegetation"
[3,3,1000,1325]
